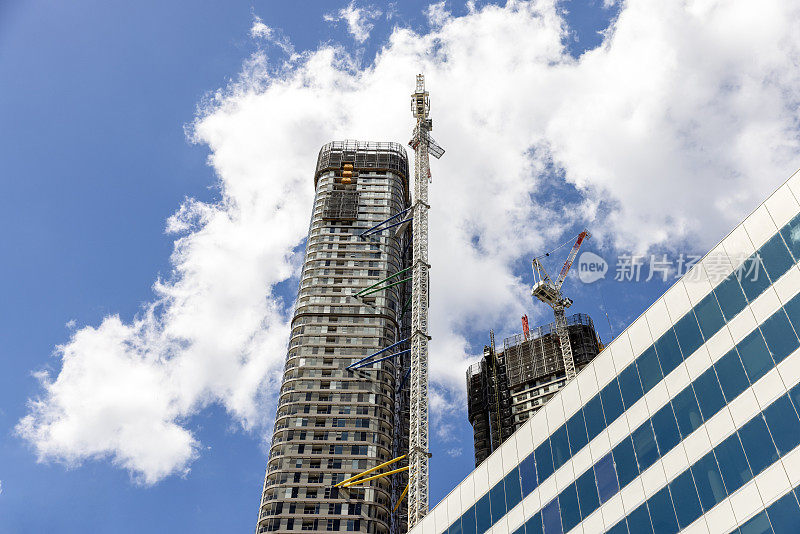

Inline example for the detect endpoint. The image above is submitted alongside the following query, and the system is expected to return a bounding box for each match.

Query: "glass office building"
[412,169,800,534]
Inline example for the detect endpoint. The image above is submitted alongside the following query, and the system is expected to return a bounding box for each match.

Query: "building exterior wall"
[414,169,800,534]
[257,141,411,534]
[468,316,601,467]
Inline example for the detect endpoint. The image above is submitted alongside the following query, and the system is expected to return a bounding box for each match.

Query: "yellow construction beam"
[341,466,409,488]
[393,483,409,513]
[335,454,407,488]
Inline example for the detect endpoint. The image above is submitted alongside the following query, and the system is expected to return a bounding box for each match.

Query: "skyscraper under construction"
[256,141,412,534]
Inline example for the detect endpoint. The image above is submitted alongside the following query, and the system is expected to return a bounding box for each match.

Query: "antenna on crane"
[531,230,590,382]
[407,73,443,529]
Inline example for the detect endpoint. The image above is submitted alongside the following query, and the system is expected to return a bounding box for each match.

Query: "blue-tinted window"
[760,232,794,282]
[558,483,580,533]
[715,433,753,494]
[627,503,654,534]
[489,480,506,521]
[715,272,748,321]
[761,310,800,364]
[738,330,775,384]
[449,518,463,534]
[541,498,562,534]
[694,367,726,420]
[551,425,570,471]
[790,383,800,418]
[476,493,491,534]
[519,453,538,496]
[504,468,522,512]
[764,395,800,456]
[786,294,800,342]
[606,519,629,534]
[583,395,606,442]
[739,415,779,477]
[738,510,772,534]
[669,470,702,528]
[715,348,750,402]
[566,410,588,455]
[674,310,704,358]
[613,436,639,489]
[524,512,543,534]
[655,329,683,376]
[510,525,523,534]
[651,403,681,455]
[595,453,619,504]
[575,468,599,519]
[600,378,625,425]
[695,292,726,340]
[535,440,554,482]
[647,486,678,534]
[739,254,771,302]
[672,387,703,437]
[462,506,476,534]
[780,214,800,261]
[692,451,727,512]
[619,364,644,409]
[767,490,800,534]
[631,421,659,471]
[636,346,663,393]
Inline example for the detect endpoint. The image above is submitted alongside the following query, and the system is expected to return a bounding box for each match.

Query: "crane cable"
[532,231,585,261]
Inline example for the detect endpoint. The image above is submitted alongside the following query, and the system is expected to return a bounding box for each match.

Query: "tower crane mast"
[531,230,590,382]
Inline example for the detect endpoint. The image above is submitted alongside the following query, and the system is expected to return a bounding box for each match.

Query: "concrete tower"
[256,141,412,534]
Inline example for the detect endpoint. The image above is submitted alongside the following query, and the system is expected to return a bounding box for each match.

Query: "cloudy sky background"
[2,0,800,531]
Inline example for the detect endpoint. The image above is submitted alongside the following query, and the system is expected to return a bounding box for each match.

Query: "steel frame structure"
[407,74,443,529]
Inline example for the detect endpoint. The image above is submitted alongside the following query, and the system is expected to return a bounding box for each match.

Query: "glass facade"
[411,171,800,534]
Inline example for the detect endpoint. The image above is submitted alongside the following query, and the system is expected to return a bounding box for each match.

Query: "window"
[575,468,599,519]
[551,426,570,471]
[461,506,476,534]
[631,421,659,471]
[476,493,491,534]
[583,394,606,442]
[636,346,663,393]
[606,519,629,534]
[619,364,644,409]
[566,411,588,455]
[739,254,770,302]
[761,309,799,363]
[694,292,725,340]
[541,498,562,534]
[715,348,750,402]
[759,232,794,282]
[691,451,726,512]
[740,415,780,476]
[673,311,704,358]
[524,512,543,534]
[594,453,619,503]
[600,378,625,424]
[738,330,774,384]
[714,272,748,321]
[764,395,800,455]
[535,440,555,481]
[651,403,681,456]
[714,433,752,494]
[671,386,703,437]
[519,453,537,495]
[558,483,580,533]
[738,510,771,534]
[780,213,800,261]
[489,479,507,521]
[693,367,726,420]
[504,468,522,511]
[654,329,683,376]
[766,490,800,533]
[669,470,702,528]
[647,486,678,534]
[449,518,463,534]
[612,436,639,488]
[626,503,654,534]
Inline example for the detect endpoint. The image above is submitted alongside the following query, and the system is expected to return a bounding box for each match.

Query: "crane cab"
[531,281,560,307]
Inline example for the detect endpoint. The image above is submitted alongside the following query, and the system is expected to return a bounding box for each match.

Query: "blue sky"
[2,0,799,532]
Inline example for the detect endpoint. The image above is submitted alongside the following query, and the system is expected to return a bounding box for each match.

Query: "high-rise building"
[468,314,602,466]
[412,170,800,534]
[256,141,412,534]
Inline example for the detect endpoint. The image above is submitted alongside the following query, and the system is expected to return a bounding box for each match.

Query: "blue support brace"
[397,367,411,392]
[359,209,410,239]
[349,349,410,370]
[346,338,409,370]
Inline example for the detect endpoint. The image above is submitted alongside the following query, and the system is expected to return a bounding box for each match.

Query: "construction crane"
[531,230,590,382]
[407,73,443,529]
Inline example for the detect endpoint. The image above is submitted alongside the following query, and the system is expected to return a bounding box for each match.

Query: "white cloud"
[426,2,451,28]
[324,2,383,43]
[446,447,463,458]
[19,0,800,484]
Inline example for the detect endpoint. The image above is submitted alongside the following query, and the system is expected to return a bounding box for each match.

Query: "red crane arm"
[555,230,590,289]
